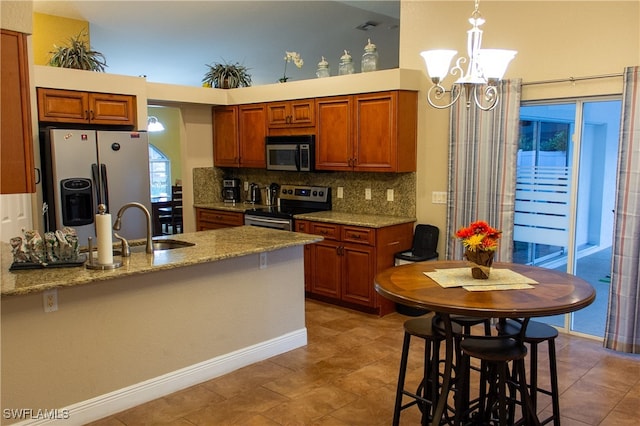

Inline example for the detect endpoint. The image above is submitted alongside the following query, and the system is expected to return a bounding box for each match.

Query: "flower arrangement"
[455,220,502,252]
[279,51,304,83]
[456,221,501,279]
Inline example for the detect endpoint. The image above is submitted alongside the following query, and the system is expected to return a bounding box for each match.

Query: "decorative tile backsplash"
[193,167,416,217]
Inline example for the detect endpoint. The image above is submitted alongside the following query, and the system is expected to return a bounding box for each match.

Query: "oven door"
[244,214,293,231]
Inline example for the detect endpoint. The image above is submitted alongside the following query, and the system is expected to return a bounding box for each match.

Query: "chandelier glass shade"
[420,0,516,111]
[147,116,165,132]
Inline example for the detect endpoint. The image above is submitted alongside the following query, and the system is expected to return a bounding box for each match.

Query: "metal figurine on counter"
[9,227,82,269]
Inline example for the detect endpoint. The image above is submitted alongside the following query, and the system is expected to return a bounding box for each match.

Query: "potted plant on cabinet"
[48,31,107,72]
[202,61,252,88]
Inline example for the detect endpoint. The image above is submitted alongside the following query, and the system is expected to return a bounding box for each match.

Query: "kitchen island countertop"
[1,226,321,297]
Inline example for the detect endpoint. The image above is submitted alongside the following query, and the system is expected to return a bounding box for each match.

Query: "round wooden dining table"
[374,260,596,426]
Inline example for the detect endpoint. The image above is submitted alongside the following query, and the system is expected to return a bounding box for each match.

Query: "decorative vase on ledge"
[464,249,495,279]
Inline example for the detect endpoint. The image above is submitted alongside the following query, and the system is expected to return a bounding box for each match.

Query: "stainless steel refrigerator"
[42,128,151,246]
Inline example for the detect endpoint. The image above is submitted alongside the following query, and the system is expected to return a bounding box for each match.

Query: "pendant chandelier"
[420,0,517,111]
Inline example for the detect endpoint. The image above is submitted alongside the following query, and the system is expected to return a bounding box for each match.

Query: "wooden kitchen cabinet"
[315,90,417,172]
[296,219,414,315]
[196,208,244,230]
[1,29,35,194]
[316,96,352,170]
[37,88,136,126]
[213,104,266,168]
[267,99,315,128]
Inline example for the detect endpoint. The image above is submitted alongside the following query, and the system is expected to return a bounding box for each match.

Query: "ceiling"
[32,0,400,87]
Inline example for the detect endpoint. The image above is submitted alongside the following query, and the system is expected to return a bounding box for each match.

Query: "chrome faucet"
[113,202,154,255]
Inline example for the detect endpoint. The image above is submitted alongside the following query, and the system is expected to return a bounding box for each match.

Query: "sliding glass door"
[513,98,621,337]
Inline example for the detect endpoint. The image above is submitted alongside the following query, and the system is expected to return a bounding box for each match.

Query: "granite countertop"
[194,202,257,213]
[294,211,416,228]
[1,226,321,297]
[194,204,415,228]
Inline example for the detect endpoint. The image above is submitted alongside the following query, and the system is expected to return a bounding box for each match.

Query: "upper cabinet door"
[37,88,137,126]
[238,104,267,168]
[315,96,353,171]
[354,91,417,172]
[37,88,89,123]
[354,92,397,172]
[267,99,315,128]
[212,106,240,167]
[1,30,35,194]
[89,93,136,125]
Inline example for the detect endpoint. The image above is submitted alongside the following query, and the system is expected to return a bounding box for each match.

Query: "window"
[149,144,171,199]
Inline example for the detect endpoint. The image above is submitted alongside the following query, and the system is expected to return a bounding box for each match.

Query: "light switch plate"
[432,191,447,204]
[387,189,394,202]
[365,188,372,200]
[337,187,344,199]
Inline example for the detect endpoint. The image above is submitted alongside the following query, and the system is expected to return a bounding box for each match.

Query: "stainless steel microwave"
[265,135,315,172]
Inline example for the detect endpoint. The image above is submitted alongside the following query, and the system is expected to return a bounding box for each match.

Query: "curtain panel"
[605,66,640,354]
[445,79,522,261]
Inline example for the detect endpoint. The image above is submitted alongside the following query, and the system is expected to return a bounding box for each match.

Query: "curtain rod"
[522,73,624,86]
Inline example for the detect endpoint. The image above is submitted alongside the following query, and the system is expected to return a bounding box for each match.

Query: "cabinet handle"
[84,110,89,120]
[351,234,361,239]
[90,110,95,120]
[320,230,329,235]
[34,168,41,185]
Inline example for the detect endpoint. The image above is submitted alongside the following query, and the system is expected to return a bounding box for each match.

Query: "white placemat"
[424,267,538,291]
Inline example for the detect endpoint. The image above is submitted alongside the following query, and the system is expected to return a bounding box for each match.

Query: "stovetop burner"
[244,184,331,219]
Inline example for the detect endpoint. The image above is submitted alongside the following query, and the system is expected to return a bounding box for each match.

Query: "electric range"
[244,184,331,231]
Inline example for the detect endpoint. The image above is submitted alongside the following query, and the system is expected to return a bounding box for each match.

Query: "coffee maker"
[222,178,241,203]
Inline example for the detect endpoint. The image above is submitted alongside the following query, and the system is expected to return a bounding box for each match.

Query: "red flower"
[455,220,502,252]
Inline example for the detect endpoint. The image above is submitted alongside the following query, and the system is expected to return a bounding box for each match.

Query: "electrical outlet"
[387,189,394,202]
[43,289,58,313]
[244,181,249,191]
[259,252,267,269]
[365,188,372,200]
[337,187,344,199]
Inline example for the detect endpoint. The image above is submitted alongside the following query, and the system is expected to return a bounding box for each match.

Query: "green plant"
[202,61,252,88]
[48,32,107,72]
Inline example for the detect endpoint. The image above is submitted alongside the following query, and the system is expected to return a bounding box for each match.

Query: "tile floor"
[88,299,640,426]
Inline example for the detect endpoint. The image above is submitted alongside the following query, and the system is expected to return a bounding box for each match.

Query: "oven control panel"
[279,185,330,203]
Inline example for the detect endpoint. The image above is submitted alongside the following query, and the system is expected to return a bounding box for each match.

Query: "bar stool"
[498,319,560,426]
[393,313,453,426]
[449,315,492,423]
[459,318,538,426]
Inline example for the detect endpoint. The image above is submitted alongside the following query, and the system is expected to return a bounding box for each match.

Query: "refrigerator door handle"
[91,163,110,211]
[91,163,101,206]
[101,164,110,213]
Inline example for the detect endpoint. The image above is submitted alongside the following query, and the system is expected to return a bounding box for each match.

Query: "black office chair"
[395,224,439,263]
[394,225,439,316]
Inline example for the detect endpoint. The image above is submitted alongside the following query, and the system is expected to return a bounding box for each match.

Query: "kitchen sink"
[127,239,195,253]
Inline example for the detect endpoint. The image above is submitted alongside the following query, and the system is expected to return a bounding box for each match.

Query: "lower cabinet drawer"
[310,222,340,240]
[196,208,244,229]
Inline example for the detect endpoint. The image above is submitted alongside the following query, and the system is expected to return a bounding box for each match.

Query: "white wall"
[399,0,638,255]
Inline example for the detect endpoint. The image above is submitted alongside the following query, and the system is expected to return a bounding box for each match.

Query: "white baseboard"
[10,328,307,426]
